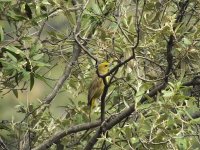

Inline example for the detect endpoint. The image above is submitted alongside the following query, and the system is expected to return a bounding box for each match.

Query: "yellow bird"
[88,62,109,109]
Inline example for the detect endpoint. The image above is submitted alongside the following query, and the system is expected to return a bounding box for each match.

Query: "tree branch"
[32,121,101,150]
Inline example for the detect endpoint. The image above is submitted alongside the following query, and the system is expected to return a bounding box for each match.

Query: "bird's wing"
[87,77,102,106]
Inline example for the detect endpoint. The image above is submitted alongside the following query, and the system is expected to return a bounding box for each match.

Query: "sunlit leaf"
[162,90,174,97]
[183,37,192,45]
[4,46,25,56]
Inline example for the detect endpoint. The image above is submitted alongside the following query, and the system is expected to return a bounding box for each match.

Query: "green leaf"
[183,37,192,45]
[137,103,151,110]
[162,90,174,97]
[6,52,17,62]
[30,73,34,91]
[32,61,50,67]
[123,99,129,108]
[124,126,132,139]
[130,137,139,144]
[7,10,26,21]
[91,3,101,15]
[32,53,44,60]
[0,26,4,41]
[189,117,200,125]
[176,138,188,150]
[22,70,30,80]
[135,83,152,104]
[75,114,83,124]
[5,46,25,56]
[109,22,118,31]
[30,42,43,55]
[35,4,41,16]
[41,0,51,5]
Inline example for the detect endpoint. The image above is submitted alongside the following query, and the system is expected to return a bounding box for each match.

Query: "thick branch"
[33,121,101,150]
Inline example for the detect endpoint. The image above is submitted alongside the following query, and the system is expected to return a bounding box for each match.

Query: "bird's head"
[98,61,109,75]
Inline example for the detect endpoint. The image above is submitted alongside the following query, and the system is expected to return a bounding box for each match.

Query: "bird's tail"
[88,98,96,121]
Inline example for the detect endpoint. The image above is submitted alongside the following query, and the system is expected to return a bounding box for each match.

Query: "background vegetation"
[0,0,200,149]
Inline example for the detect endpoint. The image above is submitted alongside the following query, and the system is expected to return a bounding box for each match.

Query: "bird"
[87,62,109,110]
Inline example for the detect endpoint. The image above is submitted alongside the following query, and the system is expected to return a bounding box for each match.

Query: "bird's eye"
[105,65,108,67]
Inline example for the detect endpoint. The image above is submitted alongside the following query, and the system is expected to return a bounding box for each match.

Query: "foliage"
[0,0,200,149]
